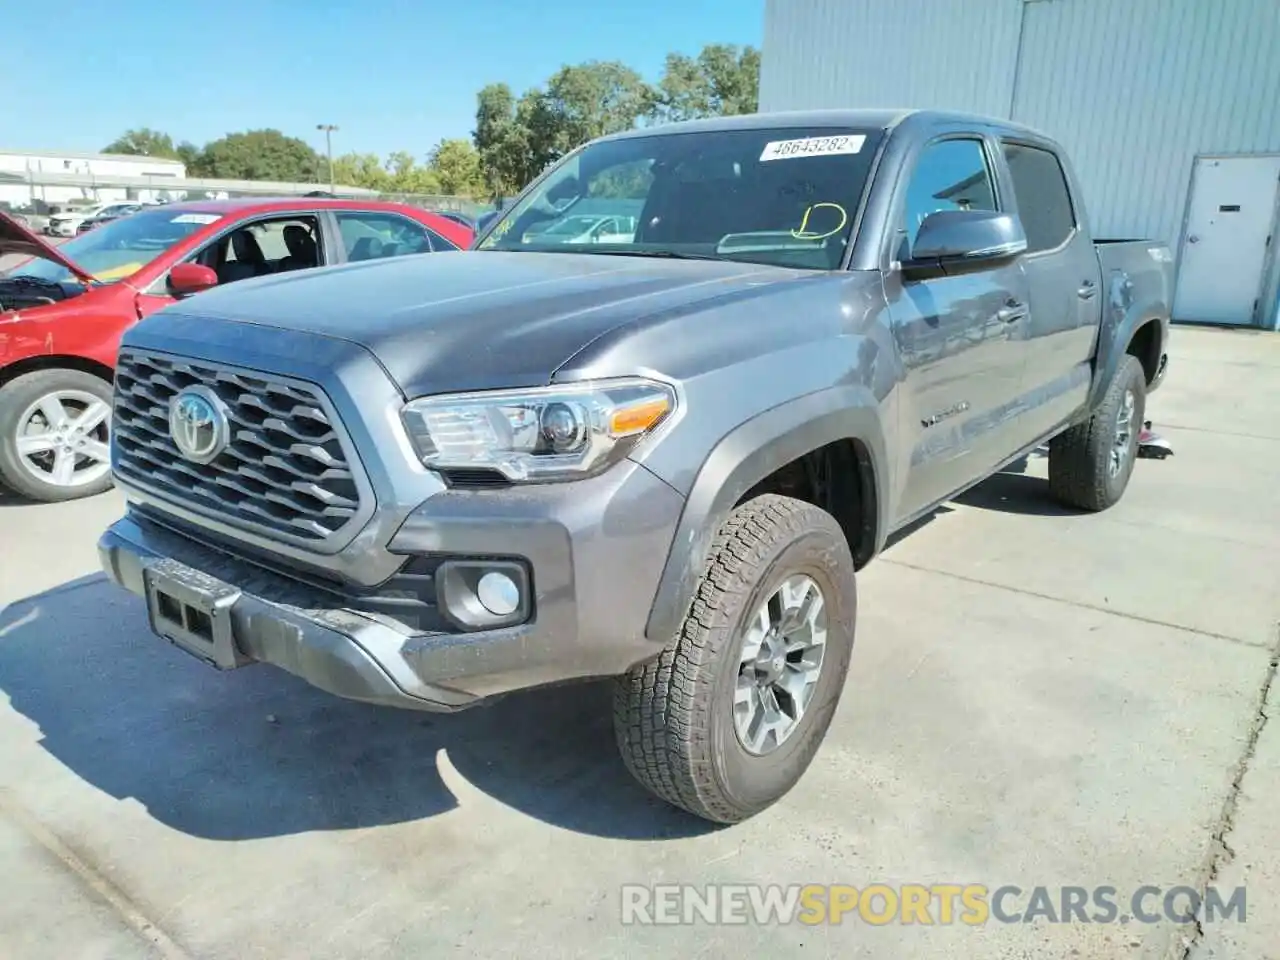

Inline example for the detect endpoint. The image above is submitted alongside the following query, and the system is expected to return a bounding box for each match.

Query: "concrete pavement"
[0,325,1276,959]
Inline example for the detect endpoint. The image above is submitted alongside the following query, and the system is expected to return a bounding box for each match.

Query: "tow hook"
[1137,420,1173,460]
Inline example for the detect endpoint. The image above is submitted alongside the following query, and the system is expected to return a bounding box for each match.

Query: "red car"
[0,198,472,502]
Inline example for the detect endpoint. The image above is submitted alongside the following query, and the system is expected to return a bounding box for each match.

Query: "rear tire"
[1048,354,1146,511]
[0,369,115,503]
[613,494,857,824]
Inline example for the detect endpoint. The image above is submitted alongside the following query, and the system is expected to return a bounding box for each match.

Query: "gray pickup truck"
[98,109,1173,824]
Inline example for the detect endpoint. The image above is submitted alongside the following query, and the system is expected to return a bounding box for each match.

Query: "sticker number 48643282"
[759,135,867,162]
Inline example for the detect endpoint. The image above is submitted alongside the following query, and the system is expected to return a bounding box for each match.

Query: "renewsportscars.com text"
[620,884,1246,926]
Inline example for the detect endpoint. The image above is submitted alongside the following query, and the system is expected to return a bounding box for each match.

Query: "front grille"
[112,349,367,544]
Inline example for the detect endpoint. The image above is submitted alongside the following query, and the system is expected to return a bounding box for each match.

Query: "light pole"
[316,123,338,193]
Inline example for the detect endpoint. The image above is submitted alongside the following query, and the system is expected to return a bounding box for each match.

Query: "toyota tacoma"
[97,110,1173,823]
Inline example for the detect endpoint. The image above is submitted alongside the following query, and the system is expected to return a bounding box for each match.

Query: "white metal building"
[760,0,1280,330]
[0,149,186,207]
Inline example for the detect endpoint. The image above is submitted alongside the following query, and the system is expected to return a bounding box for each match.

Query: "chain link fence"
[374,193,499,218]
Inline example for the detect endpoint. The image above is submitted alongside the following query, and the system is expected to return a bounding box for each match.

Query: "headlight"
[400,377,676,482]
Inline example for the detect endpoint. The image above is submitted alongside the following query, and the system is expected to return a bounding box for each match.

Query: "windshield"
[479,125,884,270]
[10,208,223,283]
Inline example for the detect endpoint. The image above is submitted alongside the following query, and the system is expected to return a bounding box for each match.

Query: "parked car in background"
[473,210,501,234]
[0,198,471,502]
[522,213,637,245]
[46,203,107,237]
[96,109,1171,822]
[77,203,143,234]
[47,202,140,237]
[434,210,476,231]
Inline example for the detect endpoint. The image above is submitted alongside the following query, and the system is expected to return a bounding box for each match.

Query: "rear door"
[884,134,1033,520]
[330,210,461,263]
[996,140,1101,438]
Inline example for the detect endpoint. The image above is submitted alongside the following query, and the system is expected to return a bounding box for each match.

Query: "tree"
[428,139,483,196]
[540,61,653,153]
[198,129,322,182]
[652,44,760,122]
[331,152,389,191]
[474,83,532,198]
[102,128,180,159]
[472,65,654,198]
[174,141,207,175]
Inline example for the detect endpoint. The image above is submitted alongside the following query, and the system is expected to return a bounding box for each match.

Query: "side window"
[336,212,435,261]
[1001,142,1076,253]
[903,139,998,251]
[193,215,322,285]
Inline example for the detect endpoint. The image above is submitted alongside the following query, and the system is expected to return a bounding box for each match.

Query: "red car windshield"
[11,209,224,284]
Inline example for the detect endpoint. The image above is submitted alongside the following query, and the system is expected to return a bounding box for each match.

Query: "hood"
[0,211,97,284]
[162,250,803,396]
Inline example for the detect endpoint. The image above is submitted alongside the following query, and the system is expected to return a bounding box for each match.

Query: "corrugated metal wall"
[759,0,1026,118]
[1013,0,1280,248]
[760,0,1280,326]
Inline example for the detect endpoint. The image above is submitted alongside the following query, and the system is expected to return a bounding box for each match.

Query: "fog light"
[477,571,520,616]
[434,558,531,632]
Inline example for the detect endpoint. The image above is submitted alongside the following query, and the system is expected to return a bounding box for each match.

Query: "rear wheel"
[0,369,114,502]
[613,494,857,823]
[1047,354,1146,511]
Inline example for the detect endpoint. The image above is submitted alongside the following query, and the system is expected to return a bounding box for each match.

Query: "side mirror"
[168,262,219,297]
[906,210,1027,276]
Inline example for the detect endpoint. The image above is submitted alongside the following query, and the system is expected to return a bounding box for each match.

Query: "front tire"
[613,494,857,824]
[1047,354,1147,511]
[0,369,115,503]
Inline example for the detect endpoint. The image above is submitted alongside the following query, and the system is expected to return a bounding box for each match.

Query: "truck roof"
[605,108,1052,143]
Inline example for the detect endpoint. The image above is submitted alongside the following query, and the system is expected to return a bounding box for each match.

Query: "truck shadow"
[951,450,1085,518]
[0,575,711,843]
[884,451,1078,548]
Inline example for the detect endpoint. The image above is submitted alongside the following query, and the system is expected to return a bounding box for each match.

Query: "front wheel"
[613,494,857,824]
[0,369,115,503]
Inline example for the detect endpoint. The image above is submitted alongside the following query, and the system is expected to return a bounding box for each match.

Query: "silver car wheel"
[733,573,828,756]
[14,390,112,488]
[1109,388,1136,478]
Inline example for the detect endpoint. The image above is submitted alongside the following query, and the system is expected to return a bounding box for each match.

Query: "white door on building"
[1173,155,1280,325]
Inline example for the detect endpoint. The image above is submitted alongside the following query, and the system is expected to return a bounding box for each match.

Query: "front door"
[134,213,327,318]
[1173,155,1280,326]
[998,140,1102,439]
[886,136,1032,522]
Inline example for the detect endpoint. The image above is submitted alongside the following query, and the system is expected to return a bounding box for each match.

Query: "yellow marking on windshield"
[480,216,513,248]
[93,263,144,281]
[790,203,848,241]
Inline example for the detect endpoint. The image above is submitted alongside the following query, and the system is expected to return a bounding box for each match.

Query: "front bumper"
[99,459,685,711]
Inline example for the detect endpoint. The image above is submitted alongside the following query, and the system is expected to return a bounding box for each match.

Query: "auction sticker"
[171,213,224,225]
[760,135,867,161]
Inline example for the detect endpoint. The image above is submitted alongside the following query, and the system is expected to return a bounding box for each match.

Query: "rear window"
[1001,143,1076,253]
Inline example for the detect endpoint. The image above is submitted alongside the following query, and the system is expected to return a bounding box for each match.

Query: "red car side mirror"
[168,263,218,297]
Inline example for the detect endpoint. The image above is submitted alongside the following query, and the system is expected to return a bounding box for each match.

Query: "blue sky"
[9,0,762,161]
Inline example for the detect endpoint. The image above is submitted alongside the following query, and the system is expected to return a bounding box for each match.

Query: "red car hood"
[0,210,97,284]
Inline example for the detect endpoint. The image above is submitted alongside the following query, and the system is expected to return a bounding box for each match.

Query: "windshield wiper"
[3,275,65,288]
[584,249,725,262]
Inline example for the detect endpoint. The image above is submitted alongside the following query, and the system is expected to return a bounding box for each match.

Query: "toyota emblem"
[168,388,229,463]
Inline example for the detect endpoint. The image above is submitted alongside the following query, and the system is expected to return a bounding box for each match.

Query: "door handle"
[1078,280,1097,300]
[997,299,1027,324]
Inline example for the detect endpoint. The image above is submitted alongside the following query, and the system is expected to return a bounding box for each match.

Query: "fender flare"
[1087,271,1166,411]
[643,385,890,644]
